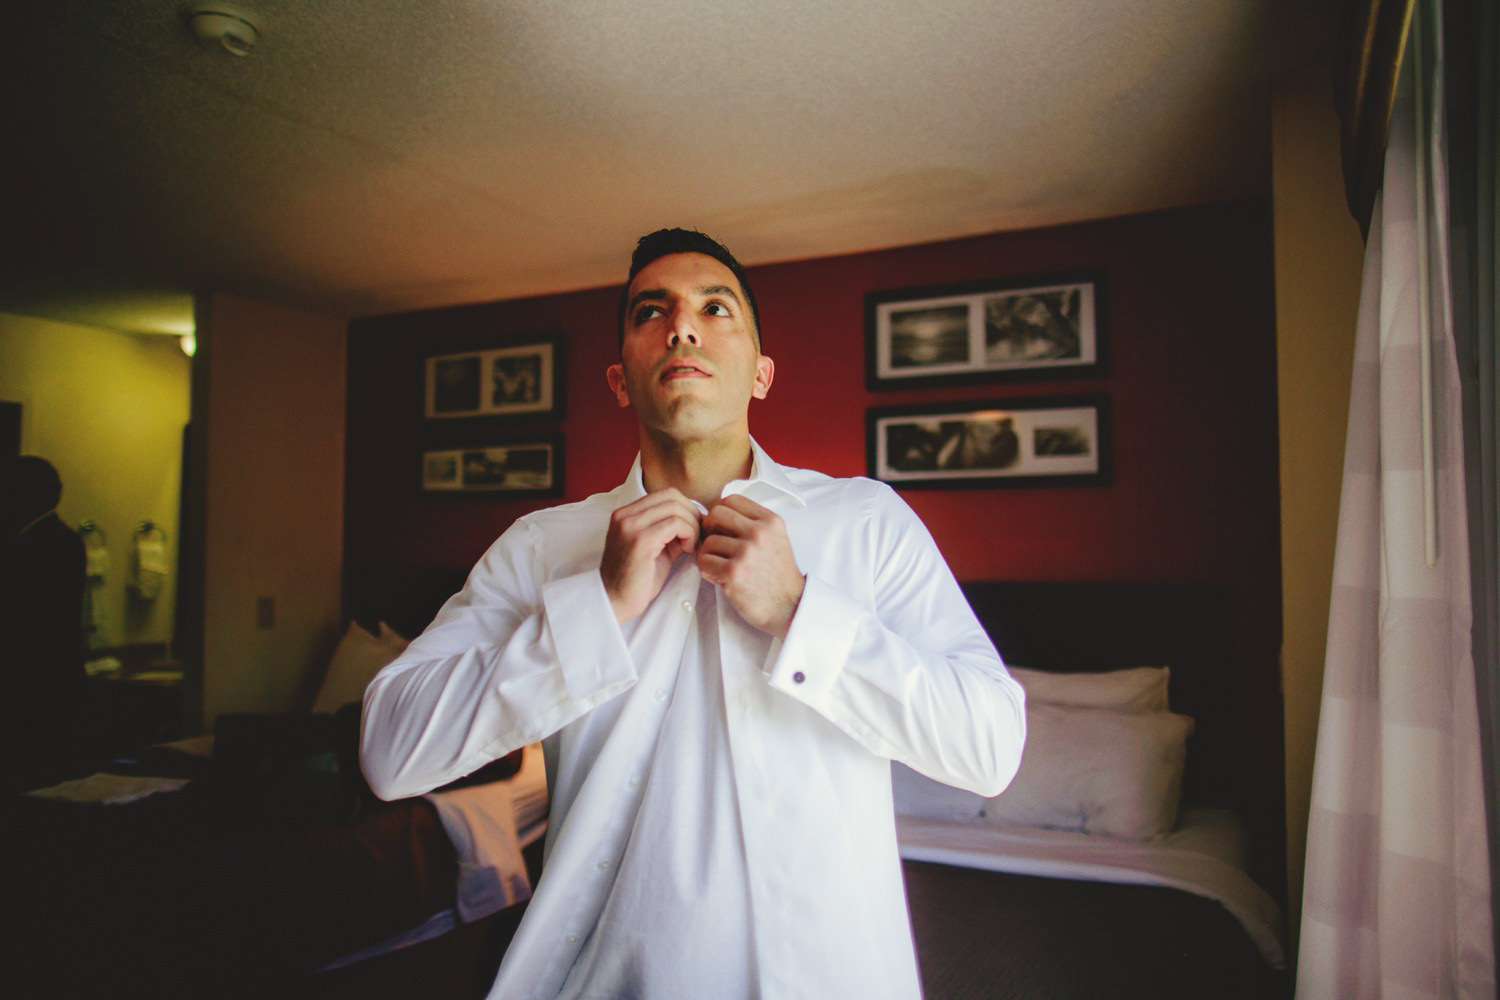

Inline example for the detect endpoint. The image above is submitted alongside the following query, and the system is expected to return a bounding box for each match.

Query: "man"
[361,229,1026,999]
[0,455,87,792]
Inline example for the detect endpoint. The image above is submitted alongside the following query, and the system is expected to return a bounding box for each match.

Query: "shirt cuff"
[764,574,859,705]
[541,569,636,701]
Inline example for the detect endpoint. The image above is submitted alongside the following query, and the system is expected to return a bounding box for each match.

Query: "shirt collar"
[726,437,807,509]
[618,437,807,511]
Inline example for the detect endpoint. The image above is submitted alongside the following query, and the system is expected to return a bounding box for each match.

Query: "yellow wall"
[1271,60,1366,936]
[0,312,190,650]
[197,292,346,726]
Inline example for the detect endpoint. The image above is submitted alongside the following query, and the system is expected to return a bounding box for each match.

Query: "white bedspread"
[896,807,1287,970]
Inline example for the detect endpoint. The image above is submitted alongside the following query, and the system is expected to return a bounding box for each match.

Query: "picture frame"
[420,437,563,497]
[867,395,1110,489]
[865,273,1103,389]
[424,334,563,419]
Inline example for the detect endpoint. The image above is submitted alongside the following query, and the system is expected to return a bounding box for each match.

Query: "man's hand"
[697,495,806,637]
[601,490,702,624]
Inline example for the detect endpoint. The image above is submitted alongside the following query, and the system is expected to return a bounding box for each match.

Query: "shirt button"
[565,933,578,944]
[655,689,668,702]
[681,600,693,612]
[792,671,806,684]
[628,776,641,788]
[597,860,611,871]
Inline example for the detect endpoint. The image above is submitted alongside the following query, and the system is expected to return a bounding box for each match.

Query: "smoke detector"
[183,2,260,56]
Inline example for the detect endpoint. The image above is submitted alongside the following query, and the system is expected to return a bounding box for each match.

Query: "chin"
[647,409,737,443]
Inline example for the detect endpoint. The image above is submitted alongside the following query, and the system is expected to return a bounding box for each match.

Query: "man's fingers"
[614,493,701,548]
[601,490,704,623]
[702,494,771,540]
[622,506,699,550]
[616,488,698,524]
[694,533,738,581]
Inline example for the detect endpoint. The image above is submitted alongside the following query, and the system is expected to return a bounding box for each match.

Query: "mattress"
[896,806,1286,970]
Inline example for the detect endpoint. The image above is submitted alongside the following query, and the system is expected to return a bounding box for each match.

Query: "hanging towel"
[130,528,168,600]
[79,522,109,646]
[82,529,110,580]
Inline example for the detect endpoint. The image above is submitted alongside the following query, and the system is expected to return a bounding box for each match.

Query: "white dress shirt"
[361,440,1026,1000]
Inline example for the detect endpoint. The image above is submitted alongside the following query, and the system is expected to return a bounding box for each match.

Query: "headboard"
[342,564,471,643]
[960,580,1285,901]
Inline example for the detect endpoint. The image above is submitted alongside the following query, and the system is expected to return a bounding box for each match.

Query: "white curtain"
[1296,1,1495,996]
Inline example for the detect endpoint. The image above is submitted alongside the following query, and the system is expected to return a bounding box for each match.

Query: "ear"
[605,363,632,409]
[751,355,774,400]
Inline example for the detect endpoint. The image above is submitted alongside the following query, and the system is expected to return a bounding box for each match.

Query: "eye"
[704,301,732,317]
[632,304,664,324]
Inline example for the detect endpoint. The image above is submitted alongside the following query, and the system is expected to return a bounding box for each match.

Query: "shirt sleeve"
[763,486,1026,797]
[360,519,636,800]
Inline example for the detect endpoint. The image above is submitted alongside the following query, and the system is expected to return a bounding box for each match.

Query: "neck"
[638,428,754,507]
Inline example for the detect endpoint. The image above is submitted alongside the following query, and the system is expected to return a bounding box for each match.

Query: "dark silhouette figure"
[0,455,86,792]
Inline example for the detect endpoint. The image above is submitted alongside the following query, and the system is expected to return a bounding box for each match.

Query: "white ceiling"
[0,1,1323,336]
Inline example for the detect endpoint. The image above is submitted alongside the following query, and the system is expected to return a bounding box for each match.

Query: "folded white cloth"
[84,545,112,579]
[132,538,168,599]
[424,778,532,922]
[135,538,169,574]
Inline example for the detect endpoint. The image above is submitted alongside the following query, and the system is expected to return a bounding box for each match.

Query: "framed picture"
[424,334,562,419]
[420,437,563,497]
[865,273,1103,388]
[867,395,1110,488]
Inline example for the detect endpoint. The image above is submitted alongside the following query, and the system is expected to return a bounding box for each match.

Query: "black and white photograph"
[420,438,562,496]
[424,335,562,418]
[866,274,1102,388]
[889,304,971,370]
[867,396,1109,488]
[429,355,482,415]
[984,286,1085,364]
[492,354,542,406]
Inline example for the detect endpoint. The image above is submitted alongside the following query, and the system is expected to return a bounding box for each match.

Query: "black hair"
[616,228,760,347]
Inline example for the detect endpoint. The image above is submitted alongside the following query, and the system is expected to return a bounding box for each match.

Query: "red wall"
[346,200,1279,627]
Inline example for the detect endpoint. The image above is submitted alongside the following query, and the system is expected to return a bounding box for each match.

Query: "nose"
[667,307,701,348]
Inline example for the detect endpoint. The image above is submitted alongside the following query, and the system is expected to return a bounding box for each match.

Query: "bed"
[0,583,548,1000]
[2,572,1287,998]
[894,580,1289,998]
[338,573,1287,999]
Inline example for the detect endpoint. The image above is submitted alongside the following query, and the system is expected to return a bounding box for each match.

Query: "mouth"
[658,357,710,382]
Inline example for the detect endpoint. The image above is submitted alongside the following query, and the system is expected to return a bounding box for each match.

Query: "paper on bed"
[425,778,532,922]
[25,772,191,805]
[896,808,1287,970]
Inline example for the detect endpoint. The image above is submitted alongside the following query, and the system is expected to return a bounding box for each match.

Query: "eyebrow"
[628,284,743,317]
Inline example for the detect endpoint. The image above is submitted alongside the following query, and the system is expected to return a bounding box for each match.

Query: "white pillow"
[311,621,407,714]
[891,762,987,821]
[981,702,1194,839]
[1006,665,1170,713]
